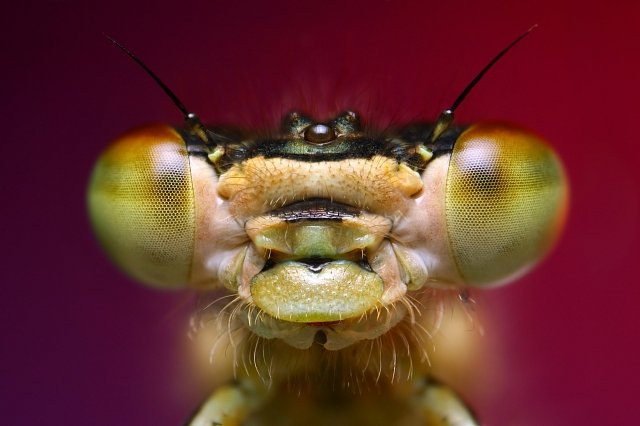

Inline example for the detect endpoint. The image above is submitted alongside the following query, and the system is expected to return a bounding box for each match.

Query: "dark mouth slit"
[269,198,361,223]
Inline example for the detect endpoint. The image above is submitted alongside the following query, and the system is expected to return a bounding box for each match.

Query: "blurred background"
[2,0,638,424]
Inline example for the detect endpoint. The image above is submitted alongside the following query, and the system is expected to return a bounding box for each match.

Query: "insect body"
[88,32,568,425]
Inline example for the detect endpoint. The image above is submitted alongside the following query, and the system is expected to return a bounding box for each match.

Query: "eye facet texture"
[445,123,568,286]
[87,125,195,288]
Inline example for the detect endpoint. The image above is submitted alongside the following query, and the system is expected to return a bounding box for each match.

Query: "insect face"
[89,34,568,422]
[88,110,567,354]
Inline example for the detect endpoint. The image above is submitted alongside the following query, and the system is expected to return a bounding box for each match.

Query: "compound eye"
[445,123,568,286]
[87,125,195,288]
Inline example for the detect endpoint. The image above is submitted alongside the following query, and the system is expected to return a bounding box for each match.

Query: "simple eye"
[445,123,569,286]
[87,125,196,288]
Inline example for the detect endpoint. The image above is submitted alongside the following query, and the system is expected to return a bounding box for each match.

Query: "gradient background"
[3,0,639,424]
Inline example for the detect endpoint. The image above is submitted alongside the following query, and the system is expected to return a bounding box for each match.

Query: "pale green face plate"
[250,260,384,323]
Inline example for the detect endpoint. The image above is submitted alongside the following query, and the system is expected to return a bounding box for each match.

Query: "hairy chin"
[189,288,481,393]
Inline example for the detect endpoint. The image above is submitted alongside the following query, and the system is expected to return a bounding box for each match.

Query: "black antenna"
[105,35,211,144]
[430,25,538,143]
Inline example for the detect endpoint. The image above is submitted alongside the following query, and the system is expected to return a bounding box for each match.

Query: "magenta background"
[2,0,639,424]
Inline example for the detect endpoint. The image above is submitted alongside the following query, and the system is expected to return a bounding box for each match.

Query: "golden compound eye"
[445,123,569,286]
[87,125,195,288]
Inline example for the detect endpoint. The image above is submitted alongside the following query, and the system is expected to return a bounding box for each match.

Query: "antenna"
[104,35,211,144]
[429,25,538,143]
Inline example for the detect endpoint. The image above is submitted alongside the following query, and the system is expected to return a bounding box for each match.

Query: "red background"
[2,0,639,424]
